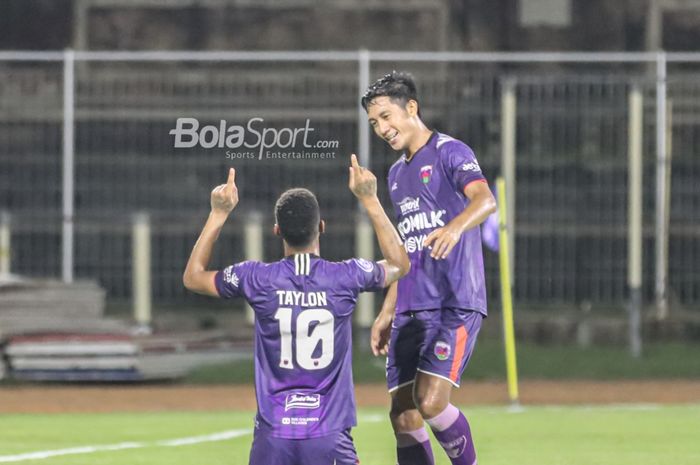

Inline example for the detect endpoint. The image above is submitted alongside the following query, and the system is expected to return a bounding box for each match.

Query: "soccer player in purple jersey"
[182,158,410,465]
[361,72,497,465]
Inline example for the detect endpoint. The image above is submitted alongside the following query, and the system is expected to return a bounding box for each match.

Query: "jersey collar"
[404,131,436,164]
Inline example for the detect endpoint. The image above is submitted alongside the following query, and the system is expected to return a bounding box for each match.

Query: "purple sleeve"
[447,143,486,193]
[343,258,386,292]
[387,165,402,220]
[214,260,257,299]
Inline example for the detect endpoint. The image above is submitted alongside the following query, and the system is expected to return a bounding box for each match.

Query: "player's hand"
[210,168,239,214]
[370,310,393,356]
[348,154,377,200]
[424,222,462,259]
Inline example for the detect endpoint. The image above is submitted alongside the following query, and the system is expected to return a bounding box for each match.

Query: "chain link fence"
[0,51,698,313]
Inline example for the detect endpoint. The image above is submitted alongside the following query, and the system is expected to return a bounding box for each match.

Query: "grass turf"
[1,405,699,465]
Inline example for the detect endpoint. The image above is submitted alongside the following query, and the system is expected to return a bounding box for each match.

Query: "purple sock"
[396,427,435,465]
[425,404,477,465]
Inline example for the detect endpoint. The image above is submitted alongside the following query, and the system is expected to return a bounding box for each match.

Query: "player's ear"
[406,99,418,117]
[273,224,281,236]
[318,220,325,234]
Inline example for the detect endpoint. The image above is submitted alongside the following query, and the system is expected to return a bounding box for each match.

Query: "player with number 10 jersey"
[183,156,409,465]
[215,252,384,439]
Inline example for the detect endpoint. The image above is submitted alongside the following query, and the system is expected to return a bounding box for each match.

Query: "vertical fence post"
[628,85,643,358]
[501,78,517,282]
[133,212,152,332]
[62,49,75,283]
[655,52,669,320]
[244,212,264,325]
[355,49,374,348]
[0,211,10,276]
[355,216,374,350]
[358,49,370,168]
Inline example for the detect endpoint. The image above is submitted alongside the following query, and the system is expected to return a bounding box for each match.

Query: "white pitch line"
[158,430,251,447]
[0,429,251,463]
[0,443,144,463]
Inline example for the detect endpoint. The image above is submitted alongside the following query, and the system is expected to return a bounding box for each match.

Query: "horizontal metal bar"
[370,51,663,63]
[666,52,700,62]
[76,50,362,62]
[0,51,65,61]
[0,50,699,63]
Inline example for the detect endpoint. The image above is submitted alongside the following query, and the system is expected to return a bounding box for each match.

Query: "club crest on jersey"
[420,165,433,184]
[285,393,321,411]
[434,341,451,361]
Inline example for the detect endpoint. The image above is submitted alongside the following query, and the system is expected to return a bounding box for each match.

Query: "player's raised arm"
[183,168,239,296]
[348,154,410,287]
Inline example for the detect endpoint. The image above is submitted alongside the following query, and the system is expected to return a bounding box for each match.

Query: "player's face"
[366,96,415,151]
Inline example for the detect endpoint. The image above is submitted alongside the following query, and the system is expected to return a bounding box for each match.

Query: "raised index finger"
[227,167,236,186]
[350,153,361,170]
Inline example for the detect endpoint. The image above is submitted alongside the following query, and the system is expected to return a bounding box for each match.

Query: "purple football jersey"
[387,131,487,315]
[215,253,385,439]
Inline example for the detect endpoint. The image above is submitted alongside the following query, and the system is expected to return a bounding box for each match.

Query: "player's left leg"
[296,429,359,465]
[413,308,483,465]
[414,374,476,465]
[387,310,437,465]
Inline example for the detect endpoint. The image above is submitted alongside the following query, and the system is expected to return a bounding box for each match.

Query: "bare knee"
[389,406,423,432]
[414,374,452,419]
[390,386,423,432]
[414,390,448,419]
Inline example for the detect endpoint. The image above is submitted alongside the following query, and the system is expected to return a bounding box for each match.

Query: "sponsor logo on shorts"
[439,435,467,458]
[434,341,451,361]
[285,393,321,411]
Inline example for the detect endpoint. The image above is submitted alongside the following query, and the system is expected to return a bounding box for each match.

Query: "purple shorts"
[386,308,483,392]
[248,428,359,465]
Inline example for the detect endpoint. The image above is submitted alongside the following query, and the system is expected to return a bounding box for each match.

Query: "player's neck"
[405,126,433,161]
[283,242,320,257]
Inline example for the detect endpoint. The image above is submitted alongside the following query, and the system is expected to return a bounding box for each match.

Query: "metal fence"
[0,51,699,315]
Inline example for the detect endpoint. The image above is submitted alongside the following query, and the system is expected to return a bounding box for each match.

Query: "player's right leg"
[387,311,436,465]
[248,429,295,465]
[391,384,434,465]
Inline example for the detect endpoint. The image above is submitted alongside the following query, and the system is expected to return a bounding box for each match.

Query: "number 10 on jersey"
[274,308,335,370]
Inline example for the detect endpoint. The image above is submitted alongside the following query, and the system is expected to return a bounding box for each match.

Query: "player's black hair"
[274,188,321,248]
[361,71,420,114]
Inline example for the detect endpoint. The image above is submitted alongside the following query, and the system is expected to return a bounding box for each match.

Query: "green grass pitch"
[1,405,699,464]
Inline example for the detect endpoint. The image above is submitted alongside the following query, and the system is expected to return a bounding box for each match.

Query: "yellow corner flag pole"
[496,177,520,406]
